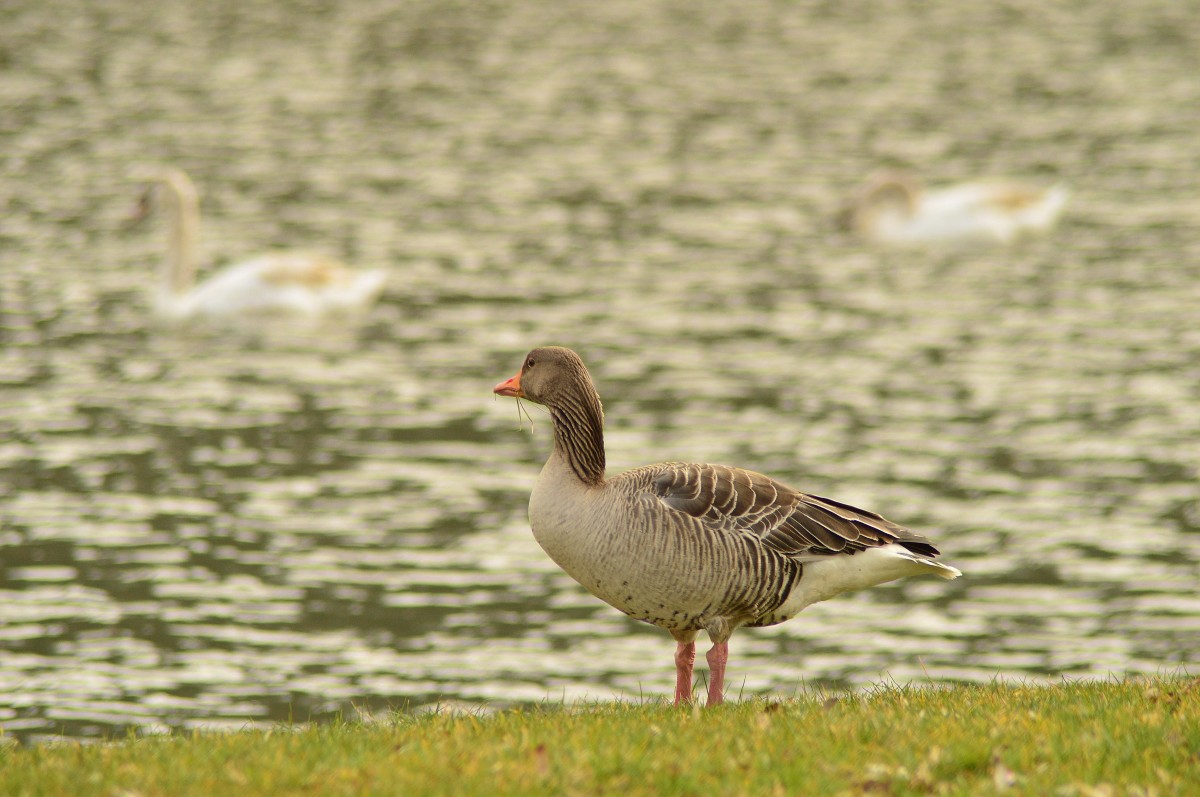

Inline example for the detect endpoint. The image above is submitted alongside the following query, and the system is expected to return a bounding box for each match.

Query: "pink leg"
[705,641,729,706]
[673,640,696,705]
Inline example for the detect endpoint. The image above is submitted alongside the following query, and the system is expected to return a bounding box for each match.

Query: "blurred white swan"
[836,171,1069,246]
[133,169,387,320]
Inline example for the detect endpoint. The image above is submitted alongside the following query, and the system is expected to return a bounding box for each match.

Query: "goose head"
[495,346,607,485]
[493,346,599,409]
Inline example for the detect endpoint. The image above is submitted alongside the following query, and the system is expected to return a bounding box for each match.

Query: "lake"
[1,0,1197,743]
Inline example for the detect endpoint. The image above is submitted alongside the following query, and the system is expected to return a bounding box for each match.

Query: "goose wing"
[638,462,940,559]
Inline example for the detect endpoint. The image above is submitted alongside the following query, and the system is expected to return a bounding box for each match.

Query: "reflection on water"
[2,0,1199,742]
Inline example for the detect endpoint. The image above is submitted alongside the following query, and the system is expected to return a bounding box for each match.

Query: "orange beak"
[493,370,524,398]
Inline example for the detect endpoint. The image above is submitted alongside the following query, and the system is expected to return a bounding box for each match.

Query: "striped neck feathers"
[548,386,606,487]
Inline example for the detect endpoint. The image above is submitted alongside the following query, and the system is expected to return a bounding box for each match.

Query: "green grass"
[1,679,1196,796]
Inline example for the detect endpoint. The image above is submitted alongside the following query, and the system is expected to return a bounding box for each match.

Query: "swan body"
[157,252,388,320]
[136,169,386,320]
[838,171,1068,246]
[495,346,961,706]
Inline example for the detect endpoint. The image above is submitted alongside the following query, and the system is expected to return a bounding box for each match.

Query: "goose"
[132,169,387,320]
[836,171,1068,246]
[494,346,961,706]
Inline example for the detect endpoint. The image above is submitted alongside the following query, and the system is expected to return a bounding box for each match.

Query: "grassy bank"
[1,679,1195,796]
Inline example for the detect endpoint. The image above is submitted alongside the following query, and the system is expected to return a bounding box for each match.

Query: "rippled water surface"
[2,0,1199,742]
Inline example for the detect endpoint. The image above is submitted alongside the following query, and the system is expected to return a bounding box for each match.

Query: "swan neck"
[161,175,200,296]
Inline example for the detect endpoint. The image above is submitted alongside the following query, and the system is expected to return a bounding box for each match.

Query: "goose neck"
[548,393,606,487]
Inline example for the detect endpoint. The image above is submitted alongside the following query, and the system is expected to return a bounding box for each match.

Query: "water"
[2,0,1198,743]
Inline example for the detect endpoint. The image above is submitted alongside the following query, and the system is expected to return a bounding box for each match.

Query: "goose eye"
[525,358,535,369]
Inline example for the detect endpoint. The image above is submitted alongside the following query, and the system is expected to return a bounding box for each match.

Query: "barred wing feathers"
[621,462,941,560]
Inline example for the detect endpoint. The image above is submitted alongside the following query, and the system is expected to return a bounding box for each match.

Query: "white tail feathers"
[782,544,963,615]
[905,555,963,580]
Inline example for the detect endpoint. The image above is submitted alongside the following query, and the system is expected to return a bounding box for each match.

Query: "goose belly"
[528,488,790,631]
